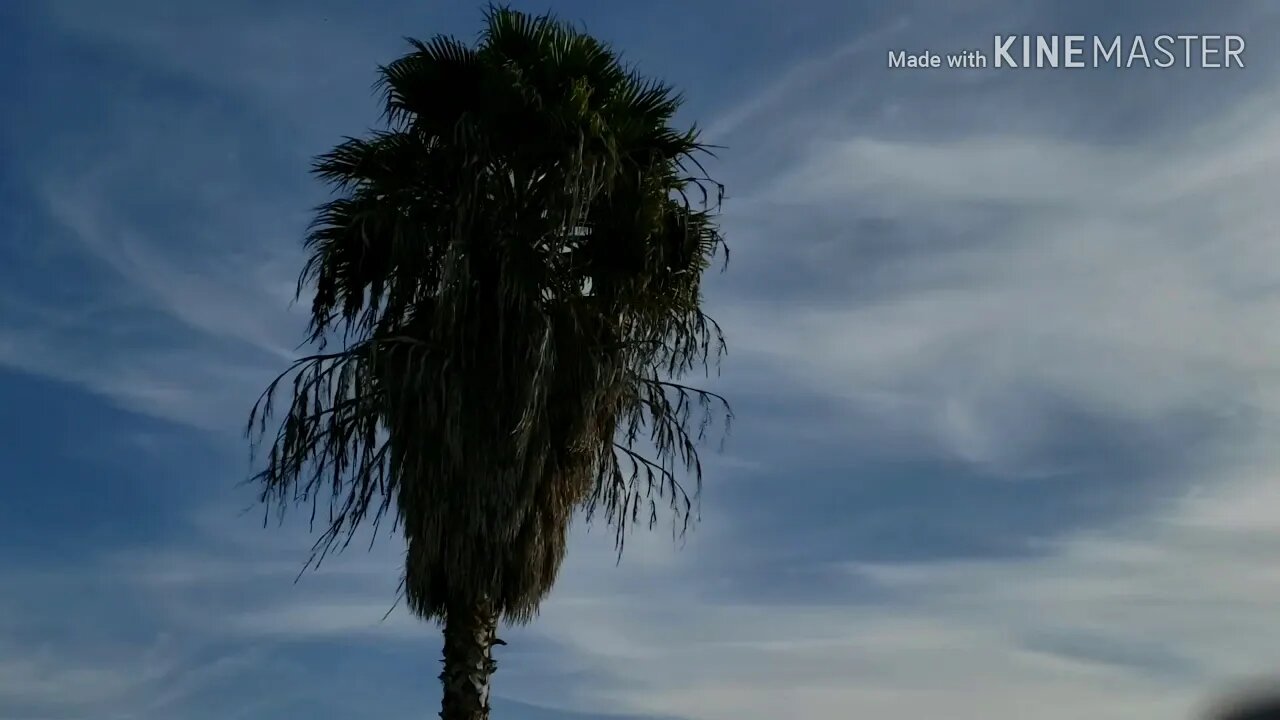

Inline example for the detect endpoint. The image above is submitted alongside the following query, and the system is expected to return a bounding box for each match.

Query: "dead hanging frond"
[585,372,733,556]
[245,338,404,570]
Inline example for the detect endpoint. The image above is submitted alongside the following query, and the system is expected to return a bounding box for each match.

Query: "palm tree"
[1220,702,1280,720]
[246,7,730,720]
[1210,690,1280,719]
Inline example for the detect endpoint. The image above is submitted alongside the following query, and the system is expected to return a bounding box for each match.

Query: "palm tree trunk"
[439,597,500,720]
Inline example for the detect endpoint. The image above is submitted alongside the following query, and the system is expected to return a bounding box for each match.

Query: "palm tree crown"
[248,6,729,627]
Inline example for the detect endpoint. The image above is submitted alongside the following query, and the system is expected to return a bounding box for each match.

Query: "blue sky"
[4,1,1280,718]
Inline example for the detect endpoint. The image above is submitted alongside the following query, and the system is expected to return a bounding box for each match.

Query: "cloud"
[499,442,1280,720]
[714,84,1280,476]
[702,15,913,142]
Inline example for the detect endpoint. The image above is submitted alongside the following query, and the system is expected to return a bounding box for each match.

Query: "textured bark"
[439,598,501,720]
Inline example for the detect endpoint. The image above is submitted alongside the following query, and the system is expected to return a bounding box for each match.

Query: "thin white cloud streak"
[0,629,265,719]
[40,0,394,127]
[1,112,309,430]
[42,148,306,363]
[702,15,912,142]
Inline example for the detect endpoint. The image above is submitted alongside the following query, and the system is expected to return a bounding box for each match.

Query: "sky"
[4,0,1280,718]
